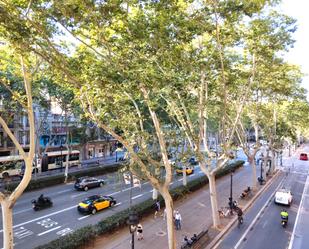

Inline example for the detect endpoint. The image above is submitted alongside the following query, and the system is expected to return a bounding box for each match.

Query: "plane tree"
[0,44,36,249]
[233,9,301,189]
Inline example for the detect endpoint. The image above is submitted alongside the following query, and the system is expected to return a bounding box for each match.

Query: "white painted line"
[0,206,76,233]
[189,174,195,177]
[234,177,285,249]
[37,226,62,236]
[109,191,121,195]
[78,215,90,221]
[178,179,182,182]
[71,193,87,198]
[56,189,72,194]
[169,182,174,185]
[14,208,33,215]
[132,194,143,200]
[114,202,121,207]
[149,190,154,193]
[288,174,309,249]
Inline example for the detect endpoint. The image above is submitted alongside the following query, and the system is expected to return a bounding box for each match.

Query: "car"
[188,157,198,165]
[176,166,194,175]
[74,176,105,191]
[274,189,293,206]
[299,153,308,161]
[77,195,116,214]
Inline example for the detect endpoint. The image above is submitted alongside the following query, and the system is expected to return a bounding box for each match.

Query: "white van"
[274,189,293,206]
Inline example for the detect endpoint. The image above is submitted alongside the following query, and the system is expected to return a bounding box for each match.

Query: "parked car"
[77,195,116,214]
[274,189,293,206]
[299,153,308,161]
[176,166,194,175]
[74,176,105,191]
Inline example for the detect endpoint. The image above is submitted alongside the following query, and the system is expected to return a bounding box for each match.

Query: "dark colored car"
[77,195,116,214]
[300,153,308,161]
[74,176,105,191]
[188,157,198,165]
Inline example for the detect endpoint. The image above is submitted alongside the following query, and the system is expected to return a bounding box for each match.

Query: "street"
[216,148,309,249]
[0,163,223,249]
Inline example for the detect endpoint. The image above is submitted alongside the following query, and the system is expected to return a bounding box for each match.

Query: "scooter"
[281,217,288,227]
[31,196,53,211]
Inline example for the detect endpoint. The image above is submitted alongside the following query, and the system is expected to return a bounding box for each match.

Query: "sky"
[280,0,309,98]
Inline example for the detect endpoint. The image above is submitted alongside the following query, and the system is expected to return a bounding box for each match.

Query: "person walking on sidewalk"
[136,223,143,240]
[175,210,182,230]
[154,200,160,218]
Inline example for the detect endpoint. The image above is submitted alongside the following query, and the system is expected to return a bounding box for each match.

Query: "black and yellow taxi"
[77,195,116,215]
[176,166,194,175]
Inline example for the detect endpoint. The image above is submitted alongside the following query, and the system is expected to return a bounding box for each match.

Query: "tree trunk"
[1,200,14,249]
[249,156,257,190]
[161,189,176,249]
[208,173,220,228]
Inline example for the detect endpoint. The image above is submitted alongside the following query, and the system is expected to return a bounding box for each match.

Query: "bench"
[180,229,209,249]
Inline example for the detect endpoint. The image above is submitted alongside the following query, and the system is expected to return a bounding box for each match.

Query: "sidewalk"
[85,165,265,249]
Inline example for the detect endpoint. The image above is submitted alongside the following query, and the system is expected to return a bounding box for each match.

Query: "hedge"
[5,164,123,192]
[34,160,244,249]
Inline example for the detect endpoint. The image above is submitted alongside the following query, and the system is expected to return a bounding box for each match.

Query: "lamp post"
[228,170,234,212]
[127,171,139,249]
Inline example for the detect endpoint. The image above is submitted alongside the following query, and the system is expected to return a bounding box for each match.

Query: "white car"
[274,189,293,206]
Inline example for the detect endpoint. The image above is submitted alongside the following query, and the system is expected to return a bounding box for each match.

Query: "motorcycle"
[281,217,288,227]
[31,196,53,211]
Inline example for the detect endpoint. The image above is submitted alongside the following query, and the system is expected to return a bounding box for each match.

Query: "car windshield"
[82,195,100,203]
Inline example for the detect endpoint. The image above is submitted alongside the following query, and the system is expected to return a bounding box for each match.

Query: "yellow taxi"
[77,195,116,215]
[176,166,194,175]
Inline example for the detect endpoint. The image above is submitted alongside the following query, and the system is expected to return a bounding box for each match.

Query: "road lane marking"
[189,174,195,177]
[0,205,76,233]
[56,189,72,194]
[109,191,121,195]
[288,173,309,249]
[37,226,62,236]
[114,202,121,206]
[234,176,285,249]
[78,215,90,220]
[14,208,33,215]
[132,194,143,200]
[71,193,87,198]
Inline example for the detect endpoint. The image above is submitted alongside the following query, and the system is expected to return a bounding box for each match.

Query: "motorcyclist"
[38,194,45,204]
[280,209,289,221]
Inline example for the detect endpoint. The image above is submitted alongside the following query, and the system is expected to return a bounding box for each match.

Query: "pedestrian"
[175,210,182,230]
[136,223,143,240]
[154,200,160,218]
[162,208,167,220]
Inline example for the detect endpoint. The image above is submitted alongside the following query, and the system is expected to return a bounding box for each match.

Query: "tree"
[0,46,35,249]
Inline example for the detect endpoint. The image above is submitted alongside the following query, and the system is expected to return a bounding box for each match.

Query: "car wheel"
[99,182,104,187]
[84,186,89,191]
[2,172,9,178]
[91,208,97,215]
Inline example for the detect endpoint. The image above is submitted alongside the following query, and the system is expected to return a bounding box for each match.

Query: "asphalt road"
[216,148,309,249]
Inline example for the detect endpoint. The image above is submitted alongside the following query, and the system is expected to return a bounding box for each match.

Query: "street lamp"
[228,170,235,213]
[127,211,139,249]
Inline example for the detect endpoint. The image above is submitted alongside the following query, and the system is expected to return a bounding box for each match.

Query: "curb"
[205,169,282,249]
